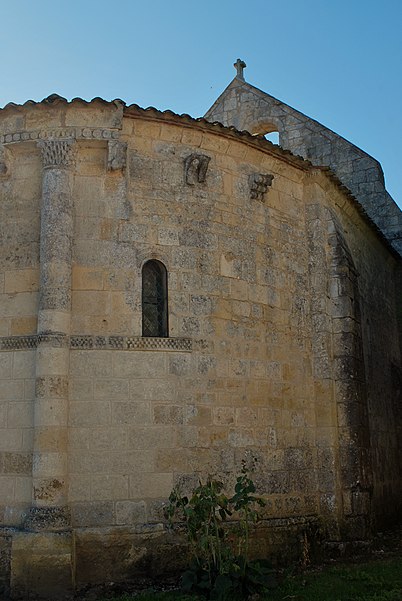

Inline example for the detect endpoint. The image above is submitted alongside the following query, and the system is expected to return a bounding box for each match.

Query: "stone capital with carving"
[249,173,274,201]
[184,153,210,185]
[37,138,76,169]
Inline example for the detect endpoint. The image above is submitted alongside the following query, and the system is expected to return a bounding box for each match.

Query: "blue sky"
[1,0,401,207]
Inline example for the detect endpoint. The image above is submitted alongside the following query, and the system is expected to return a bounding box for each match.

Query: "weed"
[164,463,275,600]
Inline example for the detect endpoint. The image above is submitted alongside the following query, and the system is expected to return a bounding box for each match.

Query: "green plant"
[164,464,276,600]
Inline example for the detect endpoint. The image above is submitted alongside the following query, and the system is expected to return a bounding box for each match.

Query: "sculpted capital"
[37,138,76,169]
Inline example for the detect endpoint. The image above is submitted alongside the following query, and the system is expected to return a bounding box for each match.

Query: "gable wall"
[205,79,402,256]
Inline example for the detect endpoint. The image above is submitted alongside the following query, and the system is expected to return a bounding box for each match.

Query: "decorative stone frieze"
[0,334,192,352]
[37,138,76,169]
[249,173,274,201]
[107,139,127,171]
[0,333,68,350]
[184,153,210,185]
[1,127,120,145]
[71,335,192,351]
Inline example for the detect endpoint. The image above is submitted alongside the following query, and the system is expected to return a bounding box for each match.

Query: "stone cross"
[234,58,246,81]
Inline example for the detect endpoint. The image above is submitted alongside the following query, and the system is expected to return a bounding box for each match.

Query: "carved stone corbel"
[249,173,274,201]
[184,153,210,185]
[108,140,127,171]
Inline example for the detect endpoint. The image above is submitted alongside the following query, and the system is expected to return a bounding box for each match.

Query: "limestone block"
[118,221,149,243]
[3,452,32,475]
[72,427,128,452]
[168,353,193,376]
[4,269,39,293]
[12,350,35,379]
[134,380,177,403]
[235,407,258,426]
[69,401,111,427]
[0,402,7,428]
[94,378,129,400]
[183,405,211,426]
[37,309,69,334]
[33,399,68,428]
[10,531,73,599]
[317,469,336,493]
[127,425,175,450]
[153,404,184,425]
[67,451,92,474]
[21,428,33,452]
[35,347,69,377]
[70,351,114,377]
[7,401,33,429]
[181,316,200,335]
[212,407,234,426]
[4,503,30,526]
[112,401,151,425]
[72,290,110,316]
[72,266,104,290]
[132,120,161,139]
[68,475,91,502]
[0,355,12,379]
[76,449,156,476]
[129,472,173,499]
[197,355,216,376]
[71,313,133,336]
[110,291,133,315]
[113,352,167,378]
[91,474,129,501]
[69,378,93,401]
[71,501,115,527]
[34,426,67,452]
[157,227,179,246]
[154,448,189,473]
[0,477,15,502]
[159,124,182,143]
[0,318,9,336]
[116,500,147,525]
[33,451,67,480]
[36,375,68,400]
[181,129,203,146]
[0,292,38,318]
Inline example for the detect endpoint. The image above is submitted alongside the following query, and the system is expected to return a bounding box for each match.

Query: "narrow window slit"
[142,260,168,337]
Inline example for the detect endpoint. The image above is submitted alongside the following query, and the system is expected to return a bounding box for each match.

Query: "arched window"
[264,131,280,145]
[142,260,168,337]
[250,121,281,146]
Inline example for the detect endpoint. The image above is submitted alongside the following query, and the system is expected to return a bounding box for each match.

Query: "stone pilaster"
[27,138,76,529]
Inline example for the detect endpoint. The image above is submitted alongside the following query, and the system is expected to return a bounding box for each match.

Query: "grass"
[268,557,402,601]
[97,557,402,601]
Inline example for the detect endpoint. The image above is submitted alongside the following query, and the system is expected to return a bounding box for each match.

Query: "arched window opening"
[250,121,281,146]
[142,260,168,337]
[264,131,280,145]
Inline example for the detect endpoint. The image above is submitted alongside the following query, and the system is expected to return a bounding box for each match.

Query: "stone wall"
[0,98,400,597]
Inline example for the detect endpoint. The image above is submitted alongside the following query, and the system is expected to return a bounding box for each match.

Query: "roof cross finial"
[234,58,247,81]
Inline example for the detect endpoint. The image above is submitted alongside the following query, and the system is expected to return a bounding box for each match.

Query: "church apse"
[0,76,400,597]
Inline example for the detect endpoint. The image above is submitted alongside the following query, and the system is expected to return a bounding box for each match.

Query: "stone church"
[0,60,401,597]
